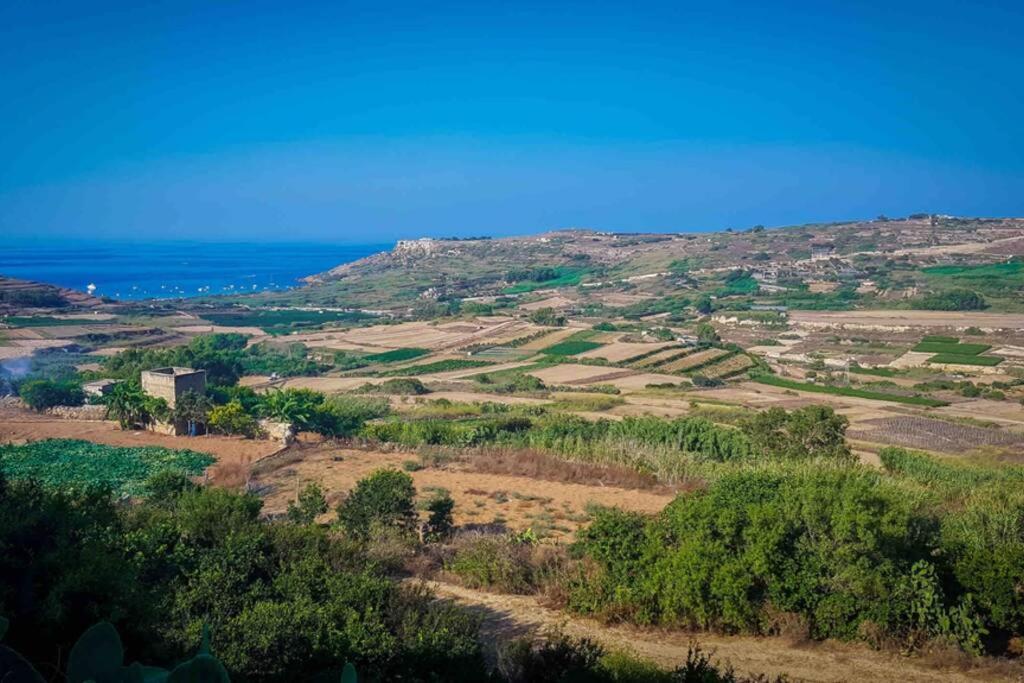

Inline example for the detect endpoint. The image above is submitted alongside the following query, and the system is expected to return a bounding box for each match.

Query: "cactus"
[340,662,357,683]
[165,624,229,683]
[0,615,47,683]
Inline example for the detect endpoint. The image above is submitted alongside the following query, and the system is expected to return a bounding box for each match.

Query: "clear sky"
[2,0,1023,241]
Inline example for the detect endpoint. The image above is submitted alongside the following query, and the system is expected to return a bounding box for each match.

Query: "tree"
[423,491,455,541]
[207,400,260,437]
[18,379,84,411]
[106,380,166,429]
[286,483,328,524]
[528,307,566,327]
[695,323,720,345]
[741,405,852,463]
[695,295,714,315]
[172,390,213,436]
[337,469,417,540]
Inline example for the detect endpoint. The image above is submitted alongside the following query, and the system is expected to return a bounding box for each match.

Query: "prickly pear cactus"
[340,662,357,683]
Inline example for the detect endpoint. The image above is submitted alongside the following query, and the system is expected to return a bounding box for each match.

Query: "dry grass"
[465,447,669,492]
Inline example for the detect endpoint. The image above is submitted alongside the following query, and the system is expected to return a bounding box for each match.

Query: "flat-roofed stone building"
[140,367,206,409]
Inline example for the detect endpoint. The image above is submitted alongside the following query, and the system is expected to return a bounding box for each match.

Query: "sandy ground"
[577,340,674,362]
[529,364,638,385]
[424,581,1017,683]
[417,359,539,380]
[517,295,576,311]
[598,372,686,390]
[516,327,585,351]
[254,445,672,539]
[791,310,1024,331]
[0,408,281,466]
[239,375,390,392]
[0,339,76,359]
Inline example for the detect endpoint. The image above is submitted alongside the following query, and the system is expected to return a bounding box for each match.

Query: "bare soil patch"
[253,445,673,540]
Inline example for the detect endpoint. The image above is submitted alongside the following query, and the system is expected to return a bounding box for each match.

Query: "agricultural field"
[849,416,1024,454]
[0,438,214,496]
[363,347,430,363]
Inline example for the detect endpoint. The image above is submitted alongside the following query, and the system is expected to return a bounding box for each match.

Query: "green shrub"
[18,379,84,410]
[446,534,536,594]
[337,469,418,540]
[423,491,455,541]
[207,400,260,437]
[286,482,328,524]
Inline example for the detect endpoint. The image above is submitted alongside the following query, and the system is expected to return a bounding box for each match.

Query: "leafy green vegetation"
[363,347,429,363]
[94,333,325,385]
[751,375,948,407]
[911,289,988,311]
[0,439,213,497]
[0,474,486,681]
[1,315,116,327]
[379,358,493,376]
[201,309,371,334]
[541,339,603,356]
[502,267,588,294]
[927,353,1003,366]
[18,379,85,410]
[912,341,991,355]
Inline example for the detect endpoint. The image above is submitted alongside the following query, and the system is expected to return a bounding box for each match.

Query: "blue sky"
[2,0,1023,241]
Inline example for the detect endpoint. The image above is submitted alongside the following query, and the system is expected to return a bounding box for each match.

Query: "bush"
[446,533,537,594]
[571,469,945,643]
[286,482,328,524]
[423,491,455,541]
[18,379,84,410]
[207,400,260,437]
[337,469,418,540]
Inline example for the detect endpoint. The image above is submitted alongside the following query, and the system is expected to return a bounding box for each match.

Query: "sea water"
[2,239,388,301]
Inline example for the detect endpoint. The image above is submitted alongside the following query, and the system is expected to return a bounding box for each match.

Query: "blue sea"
[2,240,389,301]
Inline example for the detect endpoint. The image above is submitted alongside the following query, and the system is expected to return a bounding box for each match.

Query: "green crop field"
[502,268,588,294]
[2,316,118,327]
[922,335,959,344]
[752,375,949,407]
[540,340,604,356]
[364,347,429,363]
[922,260,1024,298]
[927,353,1003,367]
[0,439,214,497]
[912,341,991,355]
[202,309,371,333]
[380,358,493,376]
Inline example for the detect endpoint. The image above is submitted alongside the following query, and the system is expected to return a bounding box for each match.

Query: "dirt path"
[423,581,1017,682]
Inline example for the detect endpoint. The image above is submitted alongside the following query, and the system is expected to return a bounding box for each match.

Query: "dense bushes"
[913,289,988,311]
[361,407,851,476]
[0,473,486,682]
[569,468,987,652]
[94,333,325,385]
[17,378,84,410]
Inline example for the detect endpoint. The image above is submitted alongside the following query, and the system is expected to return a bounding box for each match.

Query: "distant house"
[140,367,207,436]
[809,242,835,261]
[140,367,207,408]
[82,379,118,398]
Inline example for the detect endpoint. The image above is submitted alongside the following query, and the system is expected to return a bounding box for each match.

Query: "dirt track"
[425,581,1017,682]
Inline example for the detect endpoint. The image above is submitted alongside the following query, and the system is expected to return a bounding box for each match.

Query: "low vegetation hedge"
[364,347,430,363]
[380,358,493,376]
[751,375,948,407]
[927,353,1003,367]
